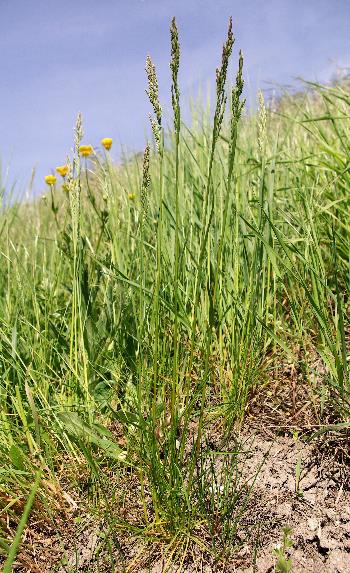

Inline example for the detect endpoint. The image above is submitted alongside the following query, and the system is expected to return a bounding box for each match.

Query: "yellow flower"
[79,145,94,157]
[45,175,57,186]
[128,193,136,201]
[101,137,113,151]
[56,164,69,177]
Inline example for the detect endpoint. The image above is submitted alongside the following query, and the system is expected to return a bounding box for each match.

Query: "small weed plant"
[274,527,293,573]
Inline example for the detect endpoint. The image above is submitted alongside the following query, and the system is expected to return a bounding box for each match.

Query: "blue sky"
[0,0,349,195]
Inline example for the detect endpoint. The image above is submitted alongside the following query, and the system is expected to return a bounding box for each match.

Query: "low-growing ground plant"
[274,526,293,573]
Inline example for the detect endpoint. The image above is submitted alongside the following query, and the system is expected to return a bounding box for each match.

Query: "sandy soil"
[52,429,350,572]
[235,430,350,573]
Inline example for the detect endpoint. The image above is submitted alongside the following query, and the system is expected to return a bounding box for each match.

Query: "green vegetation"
[274,527,293,573]
[1,17,350,571]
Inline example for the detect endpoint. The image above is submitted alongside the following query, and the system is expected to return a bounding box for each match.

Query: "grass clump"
[1,16,350,572]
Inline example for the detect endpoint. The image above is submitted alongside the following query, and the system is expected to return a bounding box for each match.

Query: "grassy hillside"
[1,18,350,572]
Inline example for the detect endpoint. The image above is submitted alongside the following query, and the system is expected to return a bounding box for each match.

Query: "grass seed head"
[74,112,84,152]
[258,90,267,154]
[170,16,181,132]
[141,143,150,212]
[213,17,235,143]
[146,55,162,127]
[146,55,162,151]
[231,49,245,120]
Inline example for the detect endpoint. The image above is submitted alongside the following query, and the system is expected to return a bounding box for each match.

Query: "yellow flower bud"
[56,165,69,177]
[45,175,57,186]
[79,145,94,157]
[128,193,136,201]
[101,138,113,151]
